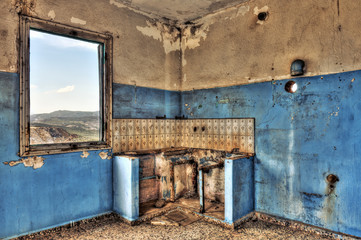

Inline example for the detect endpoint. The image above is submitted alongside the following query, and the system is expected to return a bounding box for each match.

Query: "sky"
[30,29,101,115]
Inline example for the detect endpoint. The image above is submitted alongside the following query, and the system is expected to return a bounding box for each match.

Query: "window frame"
[19,16,113,156]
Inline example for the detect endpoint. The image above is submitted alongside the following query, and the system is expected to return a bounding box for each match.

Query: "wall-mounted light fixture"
[285,81,298,93]
[290,59,305,76]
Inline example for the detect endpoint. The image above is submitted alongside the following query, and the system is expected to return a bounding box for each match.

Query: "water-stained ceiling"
[113,0,249,22]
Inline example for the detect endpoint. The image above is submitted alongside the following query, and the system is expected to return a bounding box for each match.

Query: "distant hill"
[31,110,99,122]
[30,110,100,145]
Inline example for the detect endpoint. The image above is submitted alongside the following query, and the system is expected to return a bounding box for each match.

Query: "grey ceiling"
[116,0,249,22]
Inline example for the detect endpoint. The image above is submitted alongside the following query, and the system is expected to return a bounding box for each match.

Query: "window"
[20,16,112,156]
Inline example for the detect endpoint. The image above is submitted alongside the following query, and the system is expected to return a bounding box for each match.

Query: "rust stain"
[322,174,339,224]
[3,156,45,169]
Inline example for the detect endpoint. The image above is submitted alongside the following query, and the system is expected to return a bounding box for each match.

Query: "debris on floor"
[150,216,179,226]
[15,213,337,240]
[165,209,201,226]
[154,199,166,208]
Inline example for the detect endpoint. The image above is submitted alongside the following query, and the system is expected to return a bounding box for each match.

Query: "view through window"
[29,29,102,145]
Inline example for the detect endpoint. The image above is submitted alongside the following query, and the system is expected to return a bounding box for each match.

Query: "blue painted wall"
[0,72,113,239]
[224,156,254,224]
[113,156,139,221]
[113,83,181,119]
[181,70,361,237]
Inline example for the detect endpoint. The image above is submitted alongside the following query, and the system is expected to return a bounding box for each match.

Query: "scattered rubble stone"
[155,199,166,208]
[15,213,337,240]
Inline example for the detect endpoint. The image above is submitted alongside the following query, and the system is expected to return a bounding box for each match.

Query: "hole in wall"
[193,126,198,132]
[285,81,298,93]
[258,12,268,21]
[326,174,339,184]
[202,126,206,132]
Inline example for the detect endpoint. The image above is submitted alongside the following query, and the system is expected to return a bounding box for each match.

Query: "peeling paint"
[136,21,180,54]
[48,10,55,20]
[182,25,209,50]
[136,23,162,41]
[109,0,126,8]
[81,151,90,158]
[71,17,86,25]
[99,151,112,160]
[3,156,45,169]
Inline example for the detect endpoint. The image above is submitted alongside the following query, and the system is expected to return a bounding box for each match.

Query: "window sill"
[20,142,112,157]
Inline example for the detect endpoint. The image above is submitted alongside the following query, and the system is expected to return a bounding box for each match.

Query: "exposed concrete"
[180,0,361,90]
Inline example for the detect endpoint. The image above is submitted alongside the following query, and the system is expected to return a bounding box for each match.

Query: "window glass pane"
[29,29,101,145]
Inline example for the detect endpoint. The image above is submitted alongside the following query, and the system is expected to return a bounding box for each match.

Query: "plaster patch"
[136,24,162,42]
[3,156,45,169]
[253,6,269,25]
[81,151,90,158]
[182,25,209,51]
[136,21,180,54]
[48,10,56,20]
[109,0,126,8]
[99,151,111,160]
[71,17,86,25]
[236,5,250,17]
[253,6,269,15]
[183,73,187,82]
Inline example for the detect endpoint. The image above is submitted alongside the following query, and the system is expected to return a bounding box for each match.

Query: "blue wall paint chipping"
[113,83,181,119]
[181,71,361,237]
[0,72,113,239]
[224,157,254,224]
[2,67,361,238]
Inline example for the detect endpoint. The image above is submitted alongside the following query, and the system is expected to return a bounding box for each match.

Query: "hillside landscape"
[30,110,100,145]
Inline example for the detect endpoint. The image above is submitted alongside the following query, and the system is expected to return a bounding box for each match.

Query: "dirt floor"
[15,213,336,240]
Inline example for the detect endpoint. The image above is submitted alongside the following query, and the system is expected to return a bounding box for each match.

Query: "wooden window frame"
[19,16,113,156]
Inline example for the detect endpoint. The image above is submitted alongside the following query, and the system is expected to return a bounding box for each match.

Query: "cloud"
[30,31,45,39]
[57,85,75,93]
[30,29,99,51]
[30,84,38,89]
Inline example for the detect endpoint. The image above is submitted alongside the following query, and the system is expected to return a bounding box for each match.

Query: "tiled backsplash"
[113,119,254,153]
